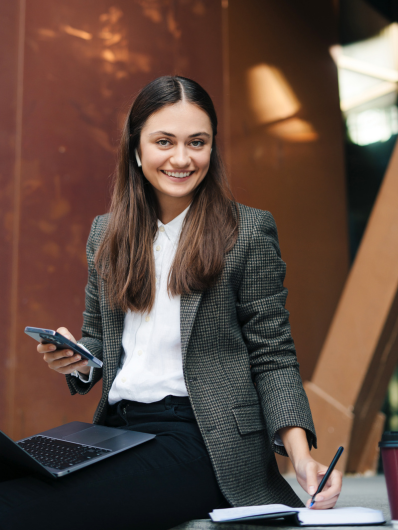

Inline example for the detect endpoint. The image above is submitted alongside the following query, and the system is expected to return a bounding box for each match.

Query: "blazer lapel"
[181,291,203,363]
[104,306,125,391]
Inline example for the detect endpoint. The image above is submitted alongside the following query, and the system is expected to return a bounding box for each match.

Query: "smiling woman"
[95,76,239,315]
[1,76,341,530]
[138,103,213,218]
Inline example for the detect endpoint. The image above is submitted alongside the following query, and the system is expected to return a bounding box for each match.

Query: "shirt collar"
[157,204,191,243]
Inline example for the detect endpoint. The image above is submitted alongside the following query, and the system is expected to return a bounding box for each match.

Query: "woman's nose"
[170,146,190,167]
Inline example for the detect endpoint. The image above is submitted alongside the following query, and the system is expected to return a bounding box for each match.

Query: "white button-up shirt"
[107,205,190,405]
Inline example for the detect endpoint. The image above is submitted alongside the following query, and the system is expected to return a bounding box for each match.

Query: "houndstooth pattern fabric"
[66,203,317,508]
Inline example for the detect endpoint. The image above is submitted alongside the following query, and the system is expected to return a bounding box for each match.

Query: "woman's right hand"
[37,327,90,376]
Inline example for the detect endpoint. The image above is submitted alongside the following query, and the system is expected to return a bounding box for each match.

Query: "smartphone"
[25,327,103,369]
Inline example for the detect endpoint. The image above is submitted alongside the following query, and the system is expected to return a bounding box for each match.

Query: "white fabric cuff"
[274,432,284,446]
[71,367,94,383]
[70,344,94,383]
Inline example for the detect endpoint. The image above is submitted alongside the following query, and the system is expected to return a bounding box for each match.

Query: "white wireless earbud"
[135,149,142,168]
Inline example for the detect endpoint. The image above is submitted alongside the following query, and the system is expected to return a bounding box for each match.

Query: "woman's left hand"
[278,427,342,510]
[294,455,342,509]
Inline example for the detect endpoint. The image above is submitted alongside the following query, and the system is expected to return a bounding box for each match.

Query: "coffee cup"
[379,431,398,527]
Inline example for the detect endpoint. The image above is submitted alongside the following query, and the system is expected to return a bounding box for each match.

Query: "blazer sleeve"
[236,210,317,456]
[66,216,104,396]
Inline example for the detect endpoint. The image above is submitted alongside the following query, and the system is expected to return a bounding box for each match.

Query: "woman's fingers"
[48,353,88,373]
[56,327,77,343]
[36,326,85,375]
[307,469,342,510]
[306,492,340,510]
[305,460,320,497]
[42,348,72,361]
[37,342,56,354]
[37,327,76,355]
[52,358,89,375]
[317,469,343,502]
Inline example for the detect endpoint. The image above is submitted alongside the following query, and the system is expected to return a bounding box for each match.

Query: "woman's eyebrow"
[148,131,176,137]
[188,132,211,138]
[148,131,211,138]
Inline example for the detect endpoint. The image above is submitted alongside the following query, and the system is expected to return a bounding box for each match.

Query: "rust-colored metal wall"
[0,2,20,433]
[0,0,224,440]
[227,0,349,382]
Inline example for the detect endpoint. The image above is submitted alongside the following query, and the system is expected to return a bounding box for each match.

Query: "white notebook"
[209,504,385,526]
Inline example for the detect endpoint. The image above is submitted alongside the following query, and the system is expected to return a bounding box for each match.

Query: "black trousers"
[0,396,227,530]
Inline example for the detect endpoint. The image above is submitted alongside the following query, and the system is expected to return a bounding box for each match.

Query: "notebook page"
[296,507,385,526]
[210,504,293,522]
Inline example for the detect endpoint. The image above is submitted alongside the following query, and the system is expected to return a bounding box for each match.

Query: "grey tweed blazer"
[66,202,316,508]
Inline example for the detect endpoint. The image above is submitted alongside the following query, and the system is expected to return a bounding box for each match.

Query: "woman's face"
[138,101,213,208]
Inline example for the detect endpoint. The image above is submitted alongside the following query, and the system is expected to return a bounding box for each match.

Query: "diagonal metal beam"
[305,138,398,472]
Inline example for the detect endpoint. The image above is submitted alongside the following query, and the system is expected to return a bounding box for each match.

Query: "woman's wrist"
[278,426,311,469]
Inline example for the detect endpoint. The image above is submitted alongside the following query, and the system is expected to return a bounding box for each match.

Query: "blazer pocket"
[232,403,266,435]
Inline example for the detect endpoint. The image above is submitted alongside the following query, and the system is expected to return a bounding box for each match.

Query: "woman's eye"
[190,140,204,147]
[157,139,171,147]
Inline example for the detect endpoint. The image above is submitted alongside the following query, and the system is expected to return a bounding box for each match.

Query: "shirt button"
[137,350,143,356]
[145,316,150,322]
[122,377,126,383]
[159,226,165,232]
[156,245,161,251]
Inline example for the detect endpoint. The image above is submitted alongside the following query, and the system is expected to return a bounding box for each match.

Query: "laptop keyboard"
[17,435,112,470]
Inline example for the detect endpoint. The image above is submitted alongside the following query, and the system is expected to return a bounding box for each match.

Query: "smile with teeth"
[162,170,194,179]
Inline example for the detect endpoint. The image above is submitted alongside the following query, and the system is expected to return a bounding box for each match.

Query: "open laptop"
[0,421,155,478]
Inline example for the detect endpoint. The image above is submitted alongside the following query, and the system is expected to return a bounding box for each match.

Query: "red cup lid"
[379,431,398,447]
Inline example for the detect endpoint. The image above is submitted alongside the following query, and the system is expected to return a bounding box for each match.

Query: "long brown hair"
[96,76,239,313]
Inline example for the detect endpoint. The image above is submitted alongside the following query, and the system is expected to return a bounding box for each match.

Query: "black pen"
[309,446,344,508]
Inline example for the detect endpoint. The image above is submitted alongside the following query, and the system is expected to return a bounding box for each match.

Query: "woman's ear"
[135,149,142,168]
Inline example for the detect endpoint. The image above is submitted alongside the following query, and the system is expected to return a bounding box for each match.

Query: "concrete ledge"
[171,475,391,529]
